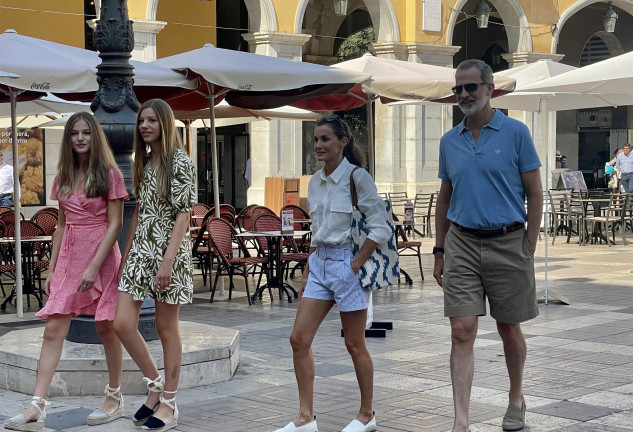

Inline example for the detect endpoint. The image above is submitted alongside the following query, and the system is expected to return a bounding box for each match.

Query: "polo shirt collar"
[319,157,352,184]
[457,108,504,134]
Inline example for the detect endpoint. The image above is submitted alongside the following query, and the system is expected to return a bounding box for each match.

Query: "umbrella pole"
[207,84,221,219]
[9,88,22,317]
[366,100,375,178]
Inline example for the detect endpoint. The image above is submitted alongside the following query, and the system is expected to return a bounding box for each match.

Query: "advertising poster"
[0,128,45,206]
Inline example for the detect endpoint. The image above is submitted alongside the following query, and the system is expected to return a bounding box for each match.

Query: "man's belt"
[452,222,524,238]
[0,193,12,198]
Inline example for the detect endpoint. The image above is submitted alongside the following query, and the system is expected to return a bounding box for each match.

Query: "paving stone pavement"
[0,233,633,431]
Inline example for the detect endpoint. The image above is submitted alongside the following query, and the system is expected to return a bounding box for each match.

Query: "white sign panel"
[423,0,442,32]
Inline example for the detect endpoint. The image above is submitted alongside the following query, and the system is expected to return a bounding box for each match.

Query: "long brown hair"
[132,99,182,199]
[315,114,366,168]
[57,112,117,199]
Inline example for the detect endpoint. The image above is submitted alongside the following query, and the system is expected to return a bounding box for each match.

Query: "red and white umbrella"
[152,44,370,214]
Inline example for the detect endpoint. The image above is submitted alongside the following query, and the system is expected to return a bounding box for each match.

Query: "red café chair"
[280,204,311,253]
[30,210,58,259]
[392,213,424,284]
[5,220,49,308]
[252,214,309,282]
[251,205,277,223]
[190,202,211,233]
[235,204,258,232]
[39,206,59,218]
[191,210,215,287]
[206,217,267,305]
[0,221,14,297]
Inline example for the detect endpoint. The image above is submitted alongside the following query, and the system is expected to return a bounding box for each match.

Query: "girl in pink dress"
[4,112,129,432]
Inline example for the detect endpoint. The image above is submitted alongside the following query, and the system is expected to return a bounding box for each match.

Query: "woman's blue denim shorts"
[303,243,370,312]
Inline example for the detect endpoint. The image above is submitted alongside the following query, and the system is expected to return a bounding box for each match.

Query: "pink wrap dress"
[36,167,129,321]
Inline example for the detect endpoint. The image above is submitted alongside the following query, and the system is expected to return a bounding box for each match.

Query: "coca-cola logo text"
[31,82,51,90]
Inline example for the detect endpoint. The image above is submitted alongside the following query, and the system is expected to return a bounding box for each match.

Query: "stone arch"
[243,0,278,32]
[147,0,278,32]
[447,0,532,53]
[579,31,624,66]
[552,0,633,53]
[146,0,158,20]
[294,0,399,43]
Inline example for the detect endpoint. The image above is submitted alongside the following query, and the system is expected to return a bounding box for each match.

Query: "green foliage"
[336,27,375,62]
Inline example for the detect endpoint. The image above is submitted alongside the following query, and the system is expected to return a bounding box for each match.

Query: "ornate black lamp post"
[66,0,157,343]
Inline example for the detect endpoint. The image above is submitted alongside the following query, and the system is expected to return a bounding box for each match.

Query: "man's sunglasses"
[451,82,489,95]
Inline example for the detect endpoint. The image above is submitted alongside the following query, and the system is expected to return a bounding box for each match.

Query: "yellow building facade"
[1,0,631,209]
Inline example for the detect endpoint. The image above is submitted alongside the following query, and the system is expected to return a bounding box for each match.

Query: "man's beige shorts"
[443,225,539,323]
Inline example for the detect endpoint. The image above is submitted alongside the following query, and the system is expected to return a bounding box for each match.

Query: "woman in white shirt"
[274,115,391,432]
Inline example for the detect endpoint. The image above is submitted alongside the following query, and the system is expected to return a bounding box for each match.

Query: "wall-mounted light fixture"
[474,0,491,29]
[604,2,618,33]
[333,0,348,17]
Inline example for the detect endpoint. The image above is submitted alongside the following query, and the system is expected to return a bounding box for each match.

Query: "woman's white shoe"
[341,413,376,432]
[273,419,318,432]
[3,396,50,432]
[86,384,124,425]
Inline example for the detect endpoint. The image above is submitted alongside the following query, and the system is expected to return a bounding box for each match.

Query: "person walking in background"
[243,157,251,190]
[616,143,633,192]
[608,148,622,193]
[0,153,20,207]
[4,112,128,432]
[273,115,390,432]
[433,59,542,432]
[115,99,195,432]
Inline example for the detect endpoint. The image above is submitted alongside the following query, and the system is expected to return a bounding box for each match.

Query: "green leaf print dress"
[118,149,196,304]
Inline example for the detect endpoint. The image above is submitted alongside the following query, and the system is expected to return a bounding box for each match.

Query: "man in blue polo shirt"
[433,59,543,432]
[616,143,633,192]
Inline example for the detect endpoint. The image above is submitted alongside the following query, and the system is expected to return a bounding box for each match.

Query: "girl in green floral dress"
[115,99,195,432]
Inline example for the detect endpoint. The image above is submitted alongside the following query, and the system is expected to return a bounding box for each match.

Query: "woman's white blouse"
[308,157,391,246]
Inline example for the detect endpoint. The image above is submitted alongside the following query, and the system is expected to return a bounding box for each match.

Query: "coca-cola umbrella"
[152,44,370,215]
[0,29,196,103]
[0,29,195,316]
[293,54,517,176]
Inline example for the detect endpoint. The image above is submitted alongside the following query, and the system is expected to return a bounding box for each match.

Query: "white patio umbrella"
[153,44,370,216]
[294,53,517,175]
[0,94,90,123]
[41,101,321,129]
[0,29,196,101]
[492,60,633,111]
[519,51,633,95]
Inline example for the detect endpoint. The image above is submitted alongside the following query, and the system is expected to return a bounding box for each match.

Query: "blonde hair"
[132,99,182,199]
[57,112,118,199]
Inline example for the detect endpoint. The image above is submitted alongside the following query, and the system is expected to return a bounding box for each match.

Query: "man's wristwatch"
[432,246,445,255]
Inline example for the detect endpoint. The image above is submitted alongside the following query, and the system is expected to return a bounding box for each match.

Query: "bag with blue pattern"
[349,167,399,291]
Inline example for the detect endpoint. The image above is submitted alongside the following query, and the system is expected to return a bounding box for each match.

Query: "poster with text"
[0,128,45,206]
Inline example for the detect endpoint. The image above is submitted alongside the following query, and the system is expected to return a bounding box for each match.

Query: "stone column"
[241,32,311,206]
[128,19,167,62]
[372,42,460,197]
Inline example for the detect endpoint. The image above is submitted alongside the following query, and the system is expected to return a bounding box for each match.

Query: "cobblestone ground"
[1,231,632,431]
